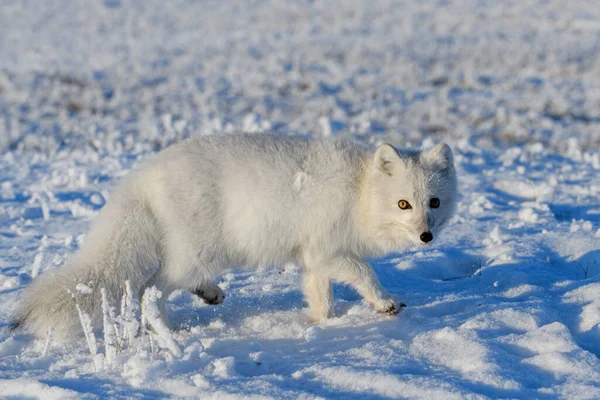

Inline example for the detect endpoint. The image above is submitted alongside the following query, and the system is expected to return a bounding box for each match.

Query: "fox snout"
[420,231,433,243]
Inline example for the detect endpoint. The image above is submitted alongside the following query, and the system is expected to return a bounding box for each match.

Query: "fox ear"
[374,143,403,176]
[422,143,453,170]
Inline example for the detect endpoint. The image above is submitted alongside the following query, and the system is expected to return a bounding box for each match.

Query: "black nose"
[420,232,433,243]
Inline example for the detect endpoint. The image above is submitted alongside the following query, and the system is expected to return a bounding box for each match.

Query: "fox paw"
[372,297,406,315]
[192,284,225,305]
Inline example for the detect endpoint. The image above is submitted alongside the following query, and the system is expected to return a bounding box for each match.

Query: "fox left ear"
[374,143,403,177]
[421,143,453,170]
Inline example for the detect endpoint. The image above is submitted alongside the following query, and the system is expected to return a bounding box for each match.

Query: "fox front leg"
[326,255,406,315]
[302,271,334,321]
[191,281,225,305]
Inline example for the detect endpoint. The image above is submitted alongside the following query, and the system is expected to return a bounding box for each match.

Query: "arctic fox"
[14,134,457,338]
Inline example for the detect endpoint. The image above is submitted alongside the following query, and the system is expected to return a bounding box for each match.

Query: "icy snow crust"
[1,0,600,398]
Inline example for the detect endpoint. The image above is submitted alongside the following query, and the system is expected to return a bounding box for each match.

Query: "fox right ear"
[421,143,454,170]
[374,144,403,177]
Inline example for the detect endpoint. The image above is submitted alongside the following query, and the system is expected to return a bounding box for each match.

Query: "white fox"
[14,134,457,338]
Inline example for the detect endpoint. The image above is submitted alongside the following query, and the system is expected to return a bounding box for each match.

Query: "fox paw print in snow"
[192,284,225,305]
[372,297,406,315]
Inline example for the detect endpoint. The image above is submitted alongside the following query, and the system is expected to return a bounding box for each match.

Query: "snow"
[1,0,600,398]
[140,286,183,358]
[0,379,83,400]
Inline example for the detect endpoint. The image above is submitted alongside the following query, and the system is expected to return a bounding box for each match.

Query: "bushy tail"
[13,188,161,339]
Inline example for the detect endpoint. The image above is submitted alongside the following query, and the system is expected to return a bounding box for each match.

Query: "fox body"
[15,134,457,338]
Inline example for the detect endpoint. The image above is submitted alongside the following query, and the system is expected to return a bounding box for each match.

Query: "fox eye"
[398,200,412,210]
[430,198,440,208]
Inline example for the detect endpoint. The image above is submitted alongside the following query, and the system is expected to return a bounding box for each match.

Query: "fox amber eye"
[398,200,412,210]
[430,198,440,208]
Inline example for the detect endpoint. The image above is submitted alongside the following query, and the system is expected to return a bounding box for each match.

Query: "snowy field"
[1,0,600,398]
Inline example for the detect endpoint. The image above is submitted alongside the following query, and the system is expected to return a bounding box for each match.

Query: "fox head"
[362,143,457,254]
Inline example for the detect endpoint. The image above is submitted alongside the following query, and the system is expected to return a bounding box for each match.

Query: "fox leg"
[191,281,225,305]
[324,255,405,315]
[302,271,334,321]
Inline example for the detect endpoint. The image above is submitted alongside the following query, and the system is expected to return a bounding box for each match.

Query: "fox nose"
[420,232,433,243]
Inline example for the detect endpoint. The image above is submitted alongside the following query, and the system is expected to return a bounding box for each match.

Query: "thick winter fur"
[14,134,457,338]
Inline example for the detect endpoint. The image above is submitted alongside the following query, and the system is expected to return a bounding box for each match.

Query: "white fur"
[14,134,457,338]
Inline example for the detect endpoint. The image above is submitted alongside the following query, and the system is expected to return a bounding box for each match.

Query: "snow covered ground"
[1,0,600,398]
